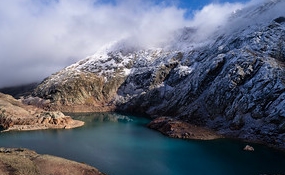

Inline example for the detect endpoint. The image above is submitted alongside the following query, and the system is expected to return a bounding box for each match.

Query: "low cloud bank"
[0,0,269,87]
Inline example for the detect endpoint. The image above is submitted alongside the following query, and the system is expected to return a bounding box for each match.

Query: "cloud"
[0,0,274,88]
[0,0,191,87]
[189,2,244,41]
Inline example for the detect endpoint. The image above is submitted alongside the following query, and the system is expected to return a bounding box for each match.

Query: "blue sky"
[0,0,254,87]
[95,0,251,17]
[179,0,249,8]
[178,0,249,16]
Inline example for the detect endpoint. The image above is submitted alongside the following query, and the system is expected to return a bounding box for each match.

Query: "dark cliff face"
[33,1,285,149]
[116,19,285,149]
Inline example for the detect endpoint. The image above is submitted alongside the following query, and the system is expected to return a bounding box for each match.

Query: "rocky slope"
[0,148,104,175]
[0,93,84,131]
[33,0,285,149]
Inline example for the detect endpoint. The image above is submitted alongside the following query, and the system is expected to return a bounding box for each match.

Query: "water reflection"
[67,112,135,123]
[0,113,285,175]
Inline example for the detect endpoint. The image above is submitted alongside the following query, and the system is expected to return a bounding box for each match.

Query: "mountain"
[0,83,39,99]
[32,0,285,149]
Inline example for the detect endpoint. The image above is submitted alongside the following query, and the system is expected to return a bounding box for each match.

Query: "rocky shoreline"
[0,93,84,132]
[0,93,105,174]
[0,147,105,175]
[147,117,261,153]
[1,116,84,132]
[148,117,222,140]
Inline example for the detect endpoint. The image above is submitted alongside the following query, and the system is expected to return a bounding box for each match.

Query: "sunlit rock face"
[33,1,285,149]
[0,93,84,131]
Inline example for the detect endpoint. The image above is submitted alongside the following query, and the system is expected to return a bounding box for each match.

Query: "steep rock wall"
[117,19,285,149]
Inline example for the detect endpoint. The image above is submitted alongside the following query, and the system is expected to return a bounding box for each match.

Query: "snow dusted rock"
[33,1,285,149]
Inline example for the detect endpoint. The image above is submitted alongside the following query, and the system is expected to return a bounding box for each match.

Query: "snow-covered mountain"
[33,0,285,149]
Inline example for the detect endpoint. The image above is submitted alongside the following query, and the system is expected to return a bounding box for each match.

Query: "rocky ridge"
[32,1,285,149]
[0,93,84,131]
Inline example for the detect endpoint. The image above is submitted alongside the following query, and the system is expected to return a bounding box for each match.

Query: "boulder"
[243,145,255,151]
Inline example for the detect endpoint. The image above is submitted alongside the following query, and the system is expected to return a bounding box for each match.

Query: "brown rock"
[33,71,124,112]
[0,147,105,175]
[148,117,222,140]
[0,93,84,132]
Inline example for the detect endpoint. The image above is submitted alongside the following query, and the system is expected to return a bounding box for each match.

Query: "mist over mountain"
[27,0,285,150]
[0,0,271,88]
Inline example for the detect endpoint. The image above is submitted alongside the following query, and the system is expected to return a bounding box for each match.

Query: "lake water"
[0,112,285,175]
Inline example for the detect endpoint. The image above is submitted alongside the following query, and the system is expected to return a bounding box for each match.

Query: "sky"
[0,0,255,88]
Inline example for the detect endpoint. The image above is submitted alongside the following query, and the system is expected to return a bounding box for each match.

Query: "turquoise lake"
[1,112,285,175]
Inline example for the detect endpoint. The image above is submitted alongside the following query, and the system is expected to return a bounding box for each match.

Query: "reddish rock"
[0,93,84,132]
[148,117,222,140]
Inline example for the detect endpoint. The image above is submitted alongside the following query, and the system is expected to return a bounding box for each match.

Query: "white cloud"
[0,0,277,88]
[0,0,192,87]
[189,2,244,41]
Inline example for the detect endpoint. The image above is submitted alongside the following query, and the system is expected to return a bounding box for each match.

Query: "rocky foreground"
[0,148,104,175]
[0,93,103,174]
[0,93,84,132]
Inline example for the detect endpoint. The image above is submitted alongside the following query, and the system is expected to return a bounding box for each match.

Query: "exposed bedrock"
[0,148,104,175]
[0,93,84,132]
